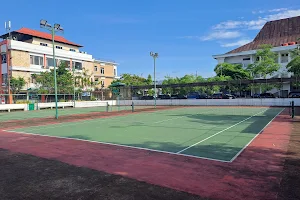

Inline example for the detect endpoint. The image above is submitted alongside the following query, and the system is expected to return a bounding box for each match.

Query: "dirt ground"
[278,107,300,200]
[0,149,205,200]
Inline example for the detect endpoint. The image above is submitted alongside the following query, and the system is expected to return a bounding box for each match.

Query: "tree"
[10,77,25,94]
[35,62,74,94]
[10,77,26,103]
[287,38,300,76]
[162,75,206,95]
[287,57,300,76]
[214,63,250,79]
[110,74,153,97]
[146,74,153,85]
[290,38,300,59]
[246,44,280,94]
[111,73,150,86]
[247,44,280,78]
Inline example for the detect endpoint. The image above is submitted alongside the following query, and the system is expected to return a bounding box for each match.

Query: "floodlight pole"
[73,66,76,108]
[41,20,63,119]
[150,52,158,108]
[51,27,59,119]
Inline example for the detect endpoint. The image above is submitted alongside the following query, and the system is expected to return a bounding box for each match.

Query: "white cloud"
[213,21,242,30]
[268,8,288,12]
[179,31,241,41]
[252,8,287,14]
[266,9,300,21]
[178,36,202,40]
[214,9,300,30]
[221,39,252,47]
[201,31,242,41]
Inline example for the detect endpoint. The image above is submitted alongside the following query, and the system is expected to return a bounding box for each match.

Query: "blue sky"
[1,0,300,80]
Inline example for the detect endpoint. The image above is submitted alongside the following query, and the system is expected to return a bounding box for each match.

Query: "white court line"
[229,108,284,163]
[176,108,269,154]
[3,129,230,163]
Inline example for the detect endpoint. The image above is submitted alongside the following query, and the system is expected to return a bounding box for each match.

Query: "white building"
[0,27,119,103]
[213,16,300,97]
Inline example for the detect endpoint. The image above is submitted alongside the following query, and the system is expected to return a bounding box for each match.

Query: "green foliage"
[214,63,250,79]
[287,57,300,76]
[247,44,280,78]
[111,73,152,86]
[287,39,300,78]
[162,75,207,95]
[290,38,300,59]
[10,76,26,94]
[146,74,153,85]
[90,96,97,101]
[35,62,74,94]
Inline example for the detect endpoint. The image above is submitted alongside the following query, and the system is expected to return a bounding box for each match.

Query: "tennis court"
[7,106,283,162]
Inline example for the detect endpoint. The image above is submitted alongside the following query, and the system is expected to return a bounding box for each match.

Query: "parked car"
[140,96,154,100]
[158,94,171,99]
[223,94,236,99]
[196,94,209,99]
[288,91,300,98]
[252,93,260,98]
[171,94,187,99]
[187,92,200,99]
[212,92,223,99]
[260,93,275,98]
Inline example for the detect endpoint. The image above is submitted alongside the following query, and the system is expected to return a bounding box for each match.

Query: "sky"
[1,0,300,80]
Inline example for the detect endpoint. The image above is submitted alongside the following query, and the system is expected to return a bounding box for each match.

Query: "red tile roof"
[227,16,300,54]
[16,27,83,47]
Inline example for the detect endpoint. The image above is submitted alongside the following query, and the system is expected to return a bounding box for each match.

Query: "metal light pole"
[150,52,158,108]
[40,20,63,119]
[73,66,76,108]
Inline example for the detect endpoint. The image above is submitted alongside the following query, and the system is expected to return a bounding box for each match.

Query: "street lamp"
[150,52,158,108]
[72,66,76,108]
[40,20,63,119]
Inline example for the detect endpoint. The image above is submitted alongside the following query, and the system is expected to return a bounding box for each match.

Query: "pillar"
[41,95,45,103]
[6,46,12,104]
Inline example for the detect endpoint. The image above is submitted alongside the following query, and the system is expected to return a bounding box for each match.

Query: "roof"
[7,27,82,47]
[227,16,300,54]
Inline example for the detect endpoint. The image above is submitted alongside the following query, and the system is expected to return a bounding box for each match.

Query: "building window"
[30,55,44,66]
[281,53,289,63]
[114,69,116,76]
[46,58,54,67]
[94,66,98,71]
[60,60,70,68]
[95,78,99,82]
[243,58,250,61]
[101,80,105,87]
[56,46,63,49]
[72,61,82,70]
[1,54,7,64]
[70,49,76,52]
[100,67,104,74]
[40,43,48,46]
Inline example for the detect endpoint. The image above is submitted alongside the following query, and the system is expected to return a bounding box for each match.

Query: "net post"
[132,101,134,112]
[292,100,295,118]
[106,102,109,112]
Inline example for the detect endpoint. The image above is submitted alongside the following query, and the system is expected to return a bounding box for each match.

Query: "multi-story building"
[0,27,119,103]
[213,16,300,97]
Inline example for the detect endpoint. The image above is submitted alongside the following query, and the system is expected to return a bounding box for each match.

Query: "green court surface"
[0,105,137,122]
[9,107,283,162]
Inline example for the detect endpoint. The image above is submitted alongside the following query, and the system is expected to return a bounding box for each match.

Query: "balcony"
[9,40,93,62]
